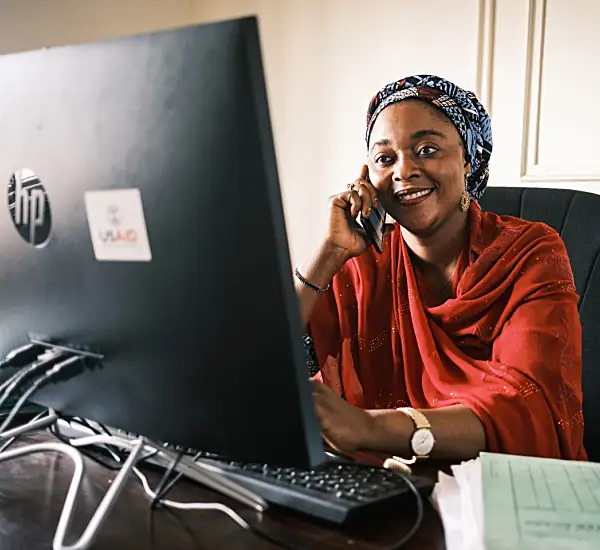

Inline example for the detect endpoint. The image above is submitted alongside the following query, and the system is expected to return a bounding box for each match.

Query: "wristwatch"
[397,407,435,459]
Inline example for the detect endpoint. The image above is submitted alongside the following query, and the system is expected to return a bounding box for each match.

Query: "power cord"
[244,469,424,550]
[0,438,145,550]
[0,344,427,550]
[50,423,122,471]
[61,433,424,550]
[133,464,250,528]
[380,472,424,550]
[151,449,185,507]
[0,350,65,412]
[67,434,251,529]
[151,452,202,505]
[50,417,159,471]
[74,417,113,438]
[0,409,51,453]
[0,354,85,435]
[0,343,44,370]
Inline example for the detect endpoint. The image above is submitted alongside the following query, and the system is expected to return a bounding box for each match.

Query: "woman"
[295,75,586,462]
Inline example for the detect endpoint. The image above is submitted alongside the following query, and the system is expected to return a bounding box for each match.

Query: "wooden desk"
[0,432,446,549]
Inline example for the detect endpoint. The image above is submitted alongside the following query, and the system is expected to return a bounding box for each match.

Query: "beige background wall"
[0,0,194,52]
[0,0,598,265]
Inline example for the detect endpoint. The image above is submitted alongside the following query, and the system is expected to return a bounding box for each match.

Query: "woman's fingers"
[358,164,379,206]
[344,189,362,218]
[357,183,375,218]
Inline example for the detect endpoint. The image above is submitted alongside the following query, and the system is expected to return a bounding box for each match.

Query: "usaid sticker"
[84,189,152,262]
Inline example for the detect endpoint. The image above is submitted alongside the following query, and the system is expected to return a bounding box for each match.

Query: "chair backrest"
[479,187,600,462]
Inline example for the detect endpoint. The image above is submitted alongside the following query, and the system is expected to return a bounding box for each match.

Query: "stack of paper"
[431,458,484,550]
[431,452,600,550]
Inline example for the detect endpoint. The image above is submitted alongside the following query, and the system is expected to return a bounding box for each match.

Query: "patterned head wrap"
[365,75,493,200]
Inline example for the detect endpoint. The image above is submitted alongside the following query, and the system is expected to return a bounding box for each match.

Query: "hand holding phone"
[324,166,388,261]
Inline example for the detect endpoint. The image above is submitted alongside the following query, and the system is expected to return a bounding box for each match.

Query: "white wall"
[0,0,193,53]
[193,0,600,264]
[192,0,484,264]
[1,0,598,265]
[491,0,600,194]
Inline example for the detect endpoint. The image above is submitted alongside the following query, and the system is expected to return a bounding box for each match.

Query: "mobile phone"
[358,202,386,253]
[357,172,386,253]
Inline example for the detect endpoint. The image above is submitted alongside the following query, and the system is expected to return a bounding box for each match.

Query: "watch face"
[412,428,435,456]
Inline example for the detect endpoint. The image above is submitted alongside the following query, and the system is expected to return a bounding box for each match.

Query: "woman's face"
[367,100,469,237]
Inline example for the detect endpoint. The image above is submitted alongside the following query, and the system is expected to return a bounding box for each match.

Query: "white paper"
[434,453,600,550]
[452,459,485,550]
[432,459,484,550]
[431,471,464,550]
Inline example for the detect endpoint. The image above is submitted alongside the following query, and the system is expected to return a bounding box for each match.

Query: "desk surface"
[0,432,446,549]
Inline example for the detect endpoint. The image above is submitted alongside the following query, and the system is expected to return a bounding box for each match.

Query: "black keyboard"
[198,458,435,524]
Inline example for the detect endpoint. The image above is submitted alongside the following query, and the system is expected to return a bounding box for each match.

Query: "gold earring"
[459,173,470,212]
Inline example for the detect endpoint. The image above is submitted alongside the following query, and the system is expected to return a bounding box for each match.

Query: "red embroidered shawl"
[310,203,586,460]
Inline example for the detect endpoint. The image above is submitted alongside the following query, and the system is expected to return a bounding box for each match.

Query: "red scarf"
[310,203,586,460]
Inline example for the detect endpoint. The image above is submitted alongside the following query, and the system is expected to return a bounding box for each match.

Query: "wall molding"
[475,0,496,116]
[521,0,600,183]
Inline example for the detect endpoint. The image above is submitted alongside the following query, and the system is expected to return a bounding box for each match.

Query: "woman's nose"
[393,153,421,182]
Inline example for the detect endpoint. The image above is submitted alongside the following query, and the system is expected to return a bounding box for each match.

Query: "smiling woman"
[368,101,469,256]
[294,75,586,464]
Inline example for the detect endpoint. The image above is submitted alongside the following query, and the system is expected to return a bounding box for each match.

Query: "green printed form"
[482,452,600,550]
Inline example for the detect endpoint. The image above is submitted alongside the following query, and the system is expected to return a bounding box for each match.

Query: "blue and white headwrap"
[365,75,493,200]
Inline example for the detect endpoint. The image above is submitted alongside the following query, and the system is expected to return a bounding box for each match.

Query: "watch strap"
[397,407,431,430]
[397,407,434,459]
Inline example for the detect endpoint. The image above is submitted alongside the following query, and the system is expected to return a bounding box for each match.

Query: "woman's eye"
[418,146,438,157]
[375,155,393,164]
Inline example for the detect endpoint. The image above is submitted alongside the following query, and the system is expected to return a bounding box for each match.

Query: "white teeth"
[398,189,433,202]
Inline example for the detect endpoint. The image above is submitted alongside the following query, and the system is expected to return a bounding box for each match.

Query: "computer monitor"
[0,16,324,467]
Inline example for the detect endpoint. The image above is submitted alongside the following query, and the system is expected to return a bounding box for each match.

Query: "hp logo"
[8,168,52,247]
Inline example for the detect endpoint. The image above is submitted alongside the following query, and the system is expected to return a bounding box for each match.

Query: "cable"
[61,417,127,464]
[378,473,424,550]
[49,418,160,473]
[49,423,122,471]
[0,342,44,370]
[68,434,251,530]
[245,471,424,550]
[132,466,250,529]
[0,342,424,548]
[0,410,58,441]
[152,451,203,504]
[0,355,84,435]
[74,417,113,438]
[0,436,18,453]
[0,439,144,550]
[57,428,424,549]
[151,449,184,507]
[0,350,63,410]
[0,442,85,547]
[71,434,423,549]
[0,409,52,453]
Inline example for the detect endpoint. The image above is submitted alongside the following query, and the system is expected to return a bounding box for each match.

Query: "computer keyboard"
[55,419,434,524]
[198,457,435,524]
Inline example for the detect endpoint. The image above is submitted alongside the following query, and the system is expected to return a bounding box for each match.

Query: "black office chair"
[479,187,600,462]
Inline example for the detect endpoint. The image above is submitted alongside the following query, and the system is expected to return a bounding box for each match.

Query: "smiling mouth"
[394,188,434,203]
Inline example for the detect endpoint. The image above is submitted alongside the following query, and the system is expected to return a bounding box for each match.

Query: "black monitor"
[0,17,324,467]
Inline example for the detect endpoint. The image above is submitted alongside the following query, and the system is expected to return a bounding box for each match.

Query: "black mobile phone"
[358,172,386,253]
[358,202,386,253]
